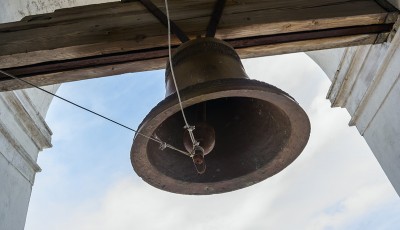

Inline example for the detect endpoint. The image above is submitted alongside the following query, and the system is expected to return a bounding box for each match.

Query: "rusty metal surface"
[206,0,226,37]
[131,78,311,195]
[138,0,190,42]
[131,38,310,195]
[165,38,248,96]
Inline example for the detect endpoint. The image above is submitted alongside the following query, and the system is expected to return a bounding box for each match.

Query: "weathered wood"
[0,58,167,91]
[0,0,391,66]
[1,24,391,78]
[0,0,397,91]
[0,34,379,91]
[237,34,378,58]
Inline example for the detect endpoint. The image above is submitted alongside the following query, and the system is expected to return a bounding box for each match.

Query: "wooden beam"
[0,0,398,91]
[0,33,381,91]
[1,24,391,78]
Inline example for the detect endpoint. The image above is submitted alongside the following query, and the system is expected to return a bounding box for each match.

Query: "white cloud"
[308,183,396,229]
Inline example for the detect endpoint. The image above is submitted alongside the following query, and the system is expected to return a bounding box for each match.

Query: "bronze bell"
[131,37,310,195]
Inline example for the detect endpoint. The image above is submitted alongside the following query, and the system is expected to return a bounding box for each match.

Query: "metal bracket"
[133,0,226,41]
[206,0,226,37]
[138,0,190,43]
[375,0,399,12]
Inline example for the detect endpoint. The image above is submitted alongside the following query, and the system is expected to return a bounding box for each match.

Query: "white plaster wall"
[364,76,400,192]
[388,0,400,9]
[23,86,60,118]
[0,155,32,230]
[307,48,346,81]
[306,12,400,195]
[0,90,50,230]
[357,32,400,193]
[0,0,117,23]
[0,1,115,229]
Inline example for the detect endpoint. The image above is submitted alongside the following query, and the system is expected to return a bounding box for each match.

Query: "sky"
[24,53,400,230]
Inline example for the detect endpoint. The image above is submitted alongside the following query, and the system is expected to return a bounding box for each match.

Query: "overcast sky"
[25,53,400,230]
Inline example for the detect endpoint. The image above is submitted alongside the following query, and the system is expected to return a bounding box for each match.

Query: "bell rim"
[131,78,310,195]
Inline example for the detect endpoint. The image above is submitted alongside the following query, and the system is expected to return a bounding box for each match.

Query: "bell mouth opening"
[148,96,291,183]
[131,78,310,195]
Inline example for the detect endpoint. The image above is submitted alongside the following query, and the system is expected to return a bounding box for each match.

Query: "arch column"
[0,86,58,230]
[307,10,400,195]
[0,1,114,229]
[0,1,61,228]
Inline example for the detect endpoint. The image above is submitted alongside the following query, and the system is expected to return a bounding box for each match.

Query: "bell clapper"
[184,125,208,174]
[192,145,206,174]
[183,103,216,174]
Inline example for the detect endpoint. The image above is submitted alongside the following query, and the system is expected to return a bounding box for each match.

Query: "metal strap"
[138,0,190,43]
[206,0,226,37]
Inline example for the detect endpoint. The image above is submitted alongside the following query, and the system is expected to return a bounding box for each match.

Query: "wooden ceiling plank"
[0,34,378,92]
[0,0,397,91]
[0,0,371,32]
[0,1,388,58]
